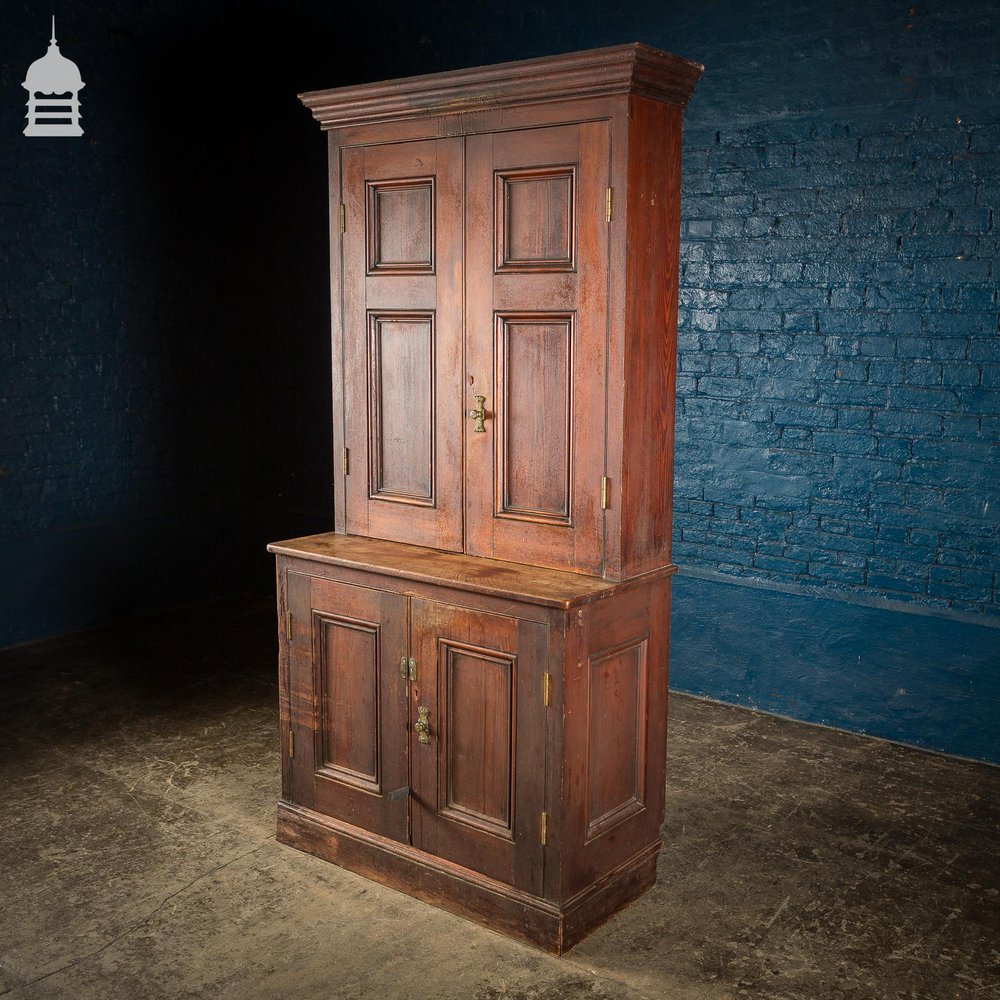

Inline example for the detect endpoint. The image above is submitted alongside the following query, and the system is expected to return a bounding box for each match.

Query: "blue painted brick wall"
[667,2,1000,620]
[674,114,998,615]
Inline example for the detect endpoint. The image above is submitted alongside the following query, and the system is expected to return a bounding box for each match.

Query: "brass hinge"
[540,811,548,846]
[288,729,295,758]
[340,203,346,233]
[601,476,610,510]
[285,612,293,640]
[343,448,350,475]
[542,672,552,707]
[408,657,417,682]
[606,187,613,223]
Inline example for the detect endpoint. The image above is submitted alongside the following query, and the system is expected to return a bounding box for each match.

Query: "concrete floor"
[0,598,996,1000]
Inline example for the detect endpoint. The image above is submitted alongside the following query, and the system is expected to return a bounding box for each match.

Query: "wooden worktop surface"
[267,532,676,610]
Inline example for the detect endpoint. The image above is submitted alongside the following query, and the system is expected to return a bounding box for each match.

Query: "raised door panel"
[441,642,515,839]
[585,637,648,840]
[342,139,464,552]
[409,599,547,893]
[367,312,435,504]
[285,572,409,842]
[495,314,573,524]
[465,123,610,575]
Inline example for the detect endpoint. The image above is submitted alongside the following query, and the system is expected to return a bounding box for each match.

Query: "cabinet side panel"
[560,579,669,900]
[586,637,648,839]
[620,98,682,577]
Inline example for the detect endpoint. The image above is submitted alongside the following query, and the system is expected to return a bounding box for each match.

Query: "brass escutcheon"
[414,706,431,745]
[468,395,487,433]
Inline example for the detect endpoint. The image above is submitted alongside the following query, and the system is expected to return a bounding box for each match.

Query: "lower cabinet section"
[270,533,675,954]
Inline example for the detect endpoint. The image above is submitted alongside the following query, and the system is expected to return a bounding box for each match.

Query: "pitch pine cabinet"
[269,44,702,953]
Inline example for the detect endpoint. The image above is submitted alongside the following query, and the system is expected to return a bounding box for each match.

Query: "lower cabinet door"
[408,599,548,893]
[287,572,410,843]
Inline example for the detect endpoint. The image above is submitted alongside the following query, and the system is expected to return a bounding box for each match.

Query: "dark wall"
[1,1,997,757]
[1,1,342,644]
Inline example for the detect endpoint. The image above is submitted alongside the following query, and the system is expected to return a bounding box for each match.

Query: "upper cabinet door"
[464,123,611,576]
[341,138,465,552]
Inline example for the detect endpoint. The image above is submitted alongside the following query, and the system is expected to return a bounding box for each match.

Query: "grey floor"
[0,597,996,1000]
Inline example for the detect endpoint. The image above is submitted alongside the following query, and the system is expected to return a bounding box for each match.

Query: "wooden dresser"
[269,43,702,954]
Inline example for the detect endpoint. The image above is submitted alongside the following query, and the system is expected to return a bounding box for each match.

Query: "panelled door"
[408,600,548,893]
[341,138,465,552]
[465,123,611,575]
[287,573,548,890]
[339,125,612,576]
[286,572,410,842]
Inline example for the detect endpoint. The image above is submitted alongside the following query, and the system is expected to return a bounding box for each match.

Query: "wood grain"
[285,573,409,842]
[277,801,659,955]
[341,138,464,551]
[269,532,675,609]
[617,97,684,578]
[465,121,609,575]
[300,43,703,129]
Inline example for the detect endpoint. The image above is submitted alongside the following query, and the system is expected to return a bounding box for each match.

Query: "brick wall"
[674,113,998,615]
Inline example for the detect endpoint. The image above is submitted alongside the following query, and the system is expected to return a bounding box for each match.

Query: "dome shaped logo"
[23,17,85,137]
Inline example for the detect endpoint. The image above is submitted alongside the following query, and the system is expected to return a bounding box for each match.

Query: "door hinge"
[285,611,293,641]
[343,447,350,475]
[606,187,613,223]
[288,729,295,758]
[540,811,548,846]
[340,203,346,233]
[601,476,610,510]
[542,672,552,707]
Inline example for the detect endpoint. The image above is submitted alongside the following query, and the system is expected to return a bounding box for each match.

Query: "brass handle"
[468,395,487,433]
[414,706,431,745]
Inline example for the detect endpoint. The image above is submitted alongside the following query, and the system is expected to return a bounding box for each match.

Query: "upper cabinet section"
[302,45,702,581]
